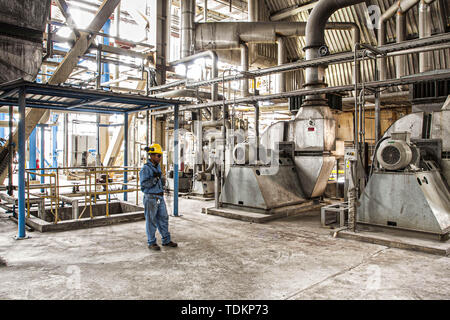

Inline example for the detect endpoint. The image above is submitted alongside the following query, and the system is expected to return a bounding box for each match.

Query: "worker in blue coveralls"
[140,143,177,251]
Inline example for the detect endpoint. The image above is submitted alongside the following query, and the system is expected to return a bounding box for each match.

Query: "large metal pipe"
[195,21,359,49]
[396,9,407,78]
[303,0,365,107]
[277,37,286,93]
[169,50,219,105]
[377,0,436,80]
[419,0,433,72]
[248,0,258,22]
[195,22,307,50]
[181,0,195,58]
[240,43,249,96]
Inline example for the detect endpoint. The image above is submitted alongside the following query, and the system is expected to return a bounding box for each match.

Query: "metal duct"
[377,0,436,80]
[181,0,195,58]
[195,21,359,50]
[150,89,222,100]
[277,37,286,93]
[303,0,365,107]
[419,0,434,72]
[240,43,249,97]
[248,0,258,22]
[169,50,219,107]
[396,9,407,78]
[195,22,308,50]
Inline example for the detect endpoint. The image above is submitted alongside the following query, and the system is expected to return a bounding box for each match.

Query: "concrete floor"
[0,196,449,300]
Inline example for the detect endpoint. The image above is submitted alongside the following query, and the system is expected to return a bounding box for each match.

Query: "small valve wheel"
[318,45,329,56]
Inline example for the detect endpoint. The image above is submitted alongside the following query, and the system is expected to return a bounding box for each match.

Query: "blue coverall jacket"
[140,160,164,194]
[139,160,171,245]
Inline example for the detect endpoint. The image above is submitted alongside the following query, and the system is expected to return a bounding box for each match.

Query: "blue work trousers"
[143,193,171,245]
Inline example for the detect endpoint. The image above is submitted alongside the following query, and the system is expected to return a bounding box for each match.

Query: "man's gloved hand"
[161,176,166,187]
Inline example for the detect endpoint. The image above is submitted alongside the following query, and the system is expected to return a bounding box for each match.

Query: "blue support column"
[102,19,110,84]
[123,113,128,201]
[52,114,58,169]
[29,128,37,180]
[0,112,5,139]
[173,105,179,216]
[40,125,45,192]
[16,88,26,239]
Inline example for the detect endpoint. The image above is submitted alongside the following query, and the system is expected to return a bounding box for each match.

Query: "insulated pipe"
[169,51,219,118]
[248,0,258,22]
[181,0,195,58]
[277,37,286,93]
[396,9,407,78]
[195,22,308,50]
[240,43,249,97]
[194,21,359,50]
[303,0,365,107]
[378,0,424,80]
[419,0,433,72]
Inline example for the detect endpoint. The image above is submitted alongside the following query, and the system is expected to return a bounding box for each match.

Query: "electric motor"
[377,139,413,171]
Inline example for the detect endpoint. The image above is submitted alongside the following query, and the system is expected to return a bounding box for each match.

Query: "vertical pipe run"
[96,114,100,165]
[240,43,249,96]
[123,113,128,201]
[378,21,387,81]
[17,88,26,239]
[204,0,208,21]
[146,110,150,146]
[277,37,286,93]
[181,0,195,58]
[63,114,68,168]
[52,114,58,169]
[374,59,381,143]
[419,0,432,72]
[255,103,260,161]
[396,10,406,78]
[173,105,179,216]
[114,4,120,86]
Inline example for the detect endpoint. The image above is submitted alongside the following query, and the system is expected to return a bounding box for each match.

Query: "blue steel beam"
[101,19,110,85]
[40,125,45,192]
[123,113,128,201]
[16,88,26,239]
[0,113,4,139]
[52,114,59,169]
[173,105,179,217]
[29,129,37,180]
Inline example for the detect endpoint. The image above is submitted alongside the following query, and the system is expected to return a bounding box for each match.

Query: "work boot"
[162,241,178,248]
[148,243,161,251]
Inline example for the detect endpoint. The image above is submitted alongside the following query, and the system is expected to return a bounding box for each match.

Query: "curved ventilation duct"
[302,0,366,108]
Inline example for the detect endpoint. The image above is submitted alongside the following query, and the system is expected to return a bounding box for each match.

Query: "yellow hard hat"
[147,143,163,155]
